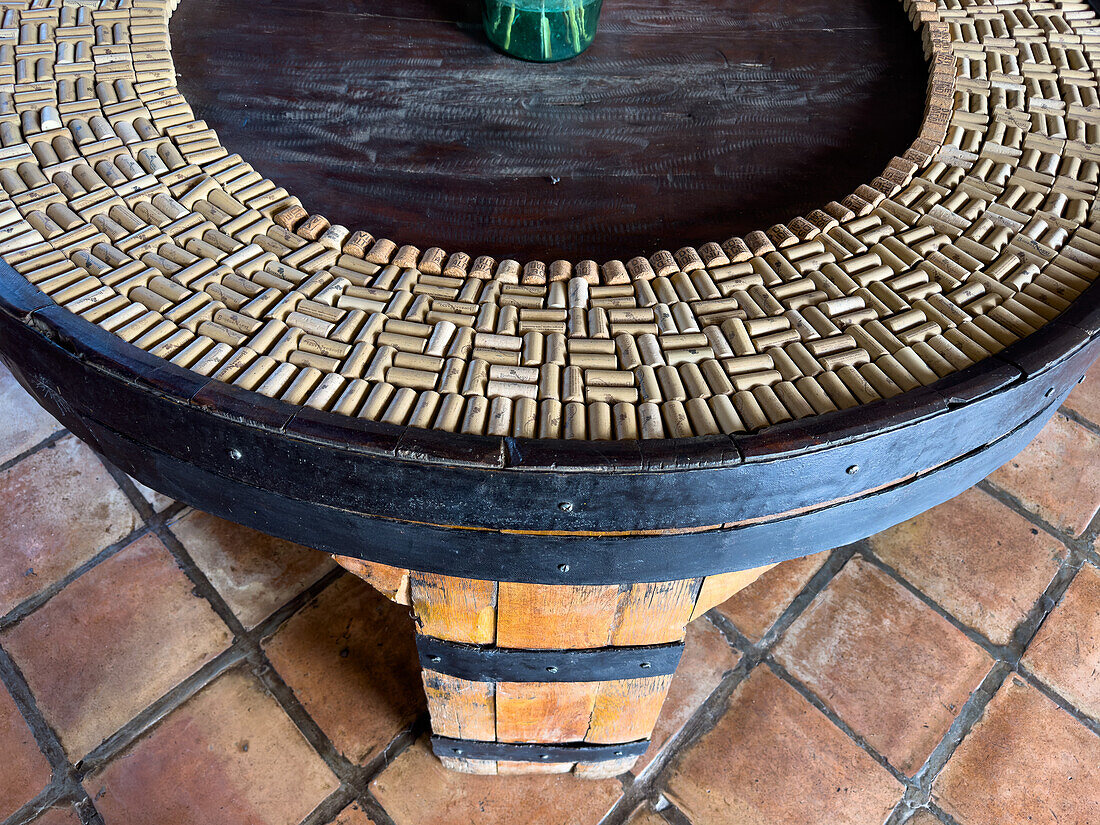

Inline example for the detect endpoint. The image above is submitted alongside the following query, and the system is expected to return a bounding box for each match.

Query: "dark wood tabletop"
[170,0,927,262]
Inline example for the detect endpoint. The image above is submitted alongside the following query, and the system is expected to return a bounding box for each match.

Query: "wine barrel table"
[2,0,1100,778]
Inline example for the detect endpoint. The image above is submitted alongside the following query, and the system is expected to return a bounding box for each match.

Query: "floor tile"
[370,736,623,825]
[0,681,51,819]
[129,477,176,514]
[0,362,61,465]
[933,675,1100,825]
[0,435,139,616]
[988,414,1100,537]
[1021,562,1100,721]
[1063,359,1100,427]
[331,802,377,825]
[171,510,334,629]
[664,667,901,825]
[869,488,1068,645]
[1,534,232,759]
[632,619,739,774]
[84,668,337,825]
[263,575,423,765]
[28,805,82,825]
[714,552,829,641]
[774,557,992,774]
[625,804,667,825]
[904,810,942,825]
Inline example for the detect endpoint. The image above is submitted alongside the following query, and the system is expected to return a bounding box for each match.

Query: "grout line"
[1,787,69,825]
[1084,544,1100,568]
[906,662,1011,803]
[0,429,68,475]
[0,523,151,632]
[10,432,1095,825]
[100,457,431,824]
[928,802,965,825]
[297,787,358,825]
[76,643,250,776]
[0,644,104,825]
[654,799,694,825]
[977,478,1099,554]
[1016,664,1100,736]
[856,549,1017,663]
[858,543,1084,667]
[597,543,856,825]
[1058,404,1100,439]
[765,657,911,786]
[253,567,346,642]
[352,791,403,825]
[755,544,858,650]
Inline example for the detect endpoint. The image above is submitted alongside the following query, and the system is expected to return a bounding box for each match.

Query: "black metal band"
[417,636,684,683]
[431,735,649,764]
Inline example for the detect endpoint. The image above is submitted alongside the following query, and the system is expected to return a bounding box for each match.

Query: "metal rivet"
[558,501,573,512]
[558,563,570,573]
[639,661,651,669]
[846,464,859,475]
[1079,375,1087,385]
[539,754,549,760]
[429,655,441,663]
[614,751,624,757]
[228,448,243,460]
[546,665,558,673]
[452,748,463,755]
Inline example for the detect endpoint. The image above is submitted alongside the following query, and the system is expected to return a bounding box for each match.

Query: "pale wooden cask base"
[334,554,772,776]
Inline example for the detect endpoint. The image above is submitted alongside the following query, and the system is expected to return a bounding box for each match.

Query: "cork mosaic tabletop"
[1,0,1100,782]
[0,0,1095,438]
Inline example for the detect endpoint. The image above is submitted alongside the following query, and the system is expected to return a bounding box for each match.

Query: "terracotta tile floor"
[2,356,1100,825]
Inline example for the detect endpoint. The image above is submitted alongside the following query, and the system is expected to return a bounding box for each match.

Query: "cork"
[0,0,1090,446]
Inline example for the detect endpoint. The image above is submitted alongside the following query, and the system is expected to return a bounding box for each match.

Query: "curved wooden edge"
[3,279,1097,584]
[3,257,1099,478]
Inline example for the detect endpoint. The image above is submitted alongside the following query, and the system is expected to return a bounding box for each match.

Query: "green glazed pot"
[483,0,603,62]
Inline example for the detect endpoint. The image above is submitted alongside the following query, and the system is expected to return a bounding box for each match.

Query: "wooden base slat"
[421,671,495,741]
[332,555,410,604]
[496,681,599,743]
[611,579,701,645]
[410,572,497,644]
[496,583,624,648]
[586,675,673,743]
[340,560,774,775]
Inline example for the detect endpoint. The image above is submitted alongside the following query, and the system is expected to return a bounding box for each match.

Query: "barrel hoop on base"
[416,636,685,682]
[430,735,650,764]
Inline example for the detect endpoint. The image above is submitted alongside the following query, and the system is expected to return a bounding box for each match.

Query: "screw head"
[639,661,651,669]
[558,563,570,573]
[846,464,859,475]
[429,655,441,663]
[539,754,549,760]
[452,748,463,755]
[558,501,573,512]
[228,448,243,461]
[614,751,624,757]
[1045,387,1055,398]
[546,665,558,674]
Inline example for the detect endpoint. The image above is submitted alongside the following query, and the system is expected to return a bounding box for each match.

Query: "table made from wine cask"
[2,0,1100,777]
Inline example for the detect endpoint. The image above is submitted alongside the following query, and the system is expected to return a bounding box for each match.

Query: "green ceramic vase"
[483,0,603,62]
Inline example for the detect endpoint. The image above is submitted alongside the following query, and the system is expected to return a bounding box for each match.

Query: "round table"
[1,0,1099,777]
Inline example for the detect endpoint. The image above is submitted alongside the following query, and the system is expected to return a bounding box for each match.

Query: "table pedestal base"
[333,555,772,776]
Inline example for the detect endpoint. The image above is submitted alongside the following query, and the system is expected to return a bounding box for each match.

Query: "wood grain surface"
[170,0,927,261]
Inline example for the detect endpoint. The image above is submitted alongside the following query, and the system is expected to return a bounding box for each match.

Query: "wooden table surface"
[170,0,927,262]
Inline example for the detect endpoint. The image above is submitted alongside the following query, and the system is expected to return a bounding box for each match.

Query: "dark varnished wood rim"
[2,262,1099,584]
